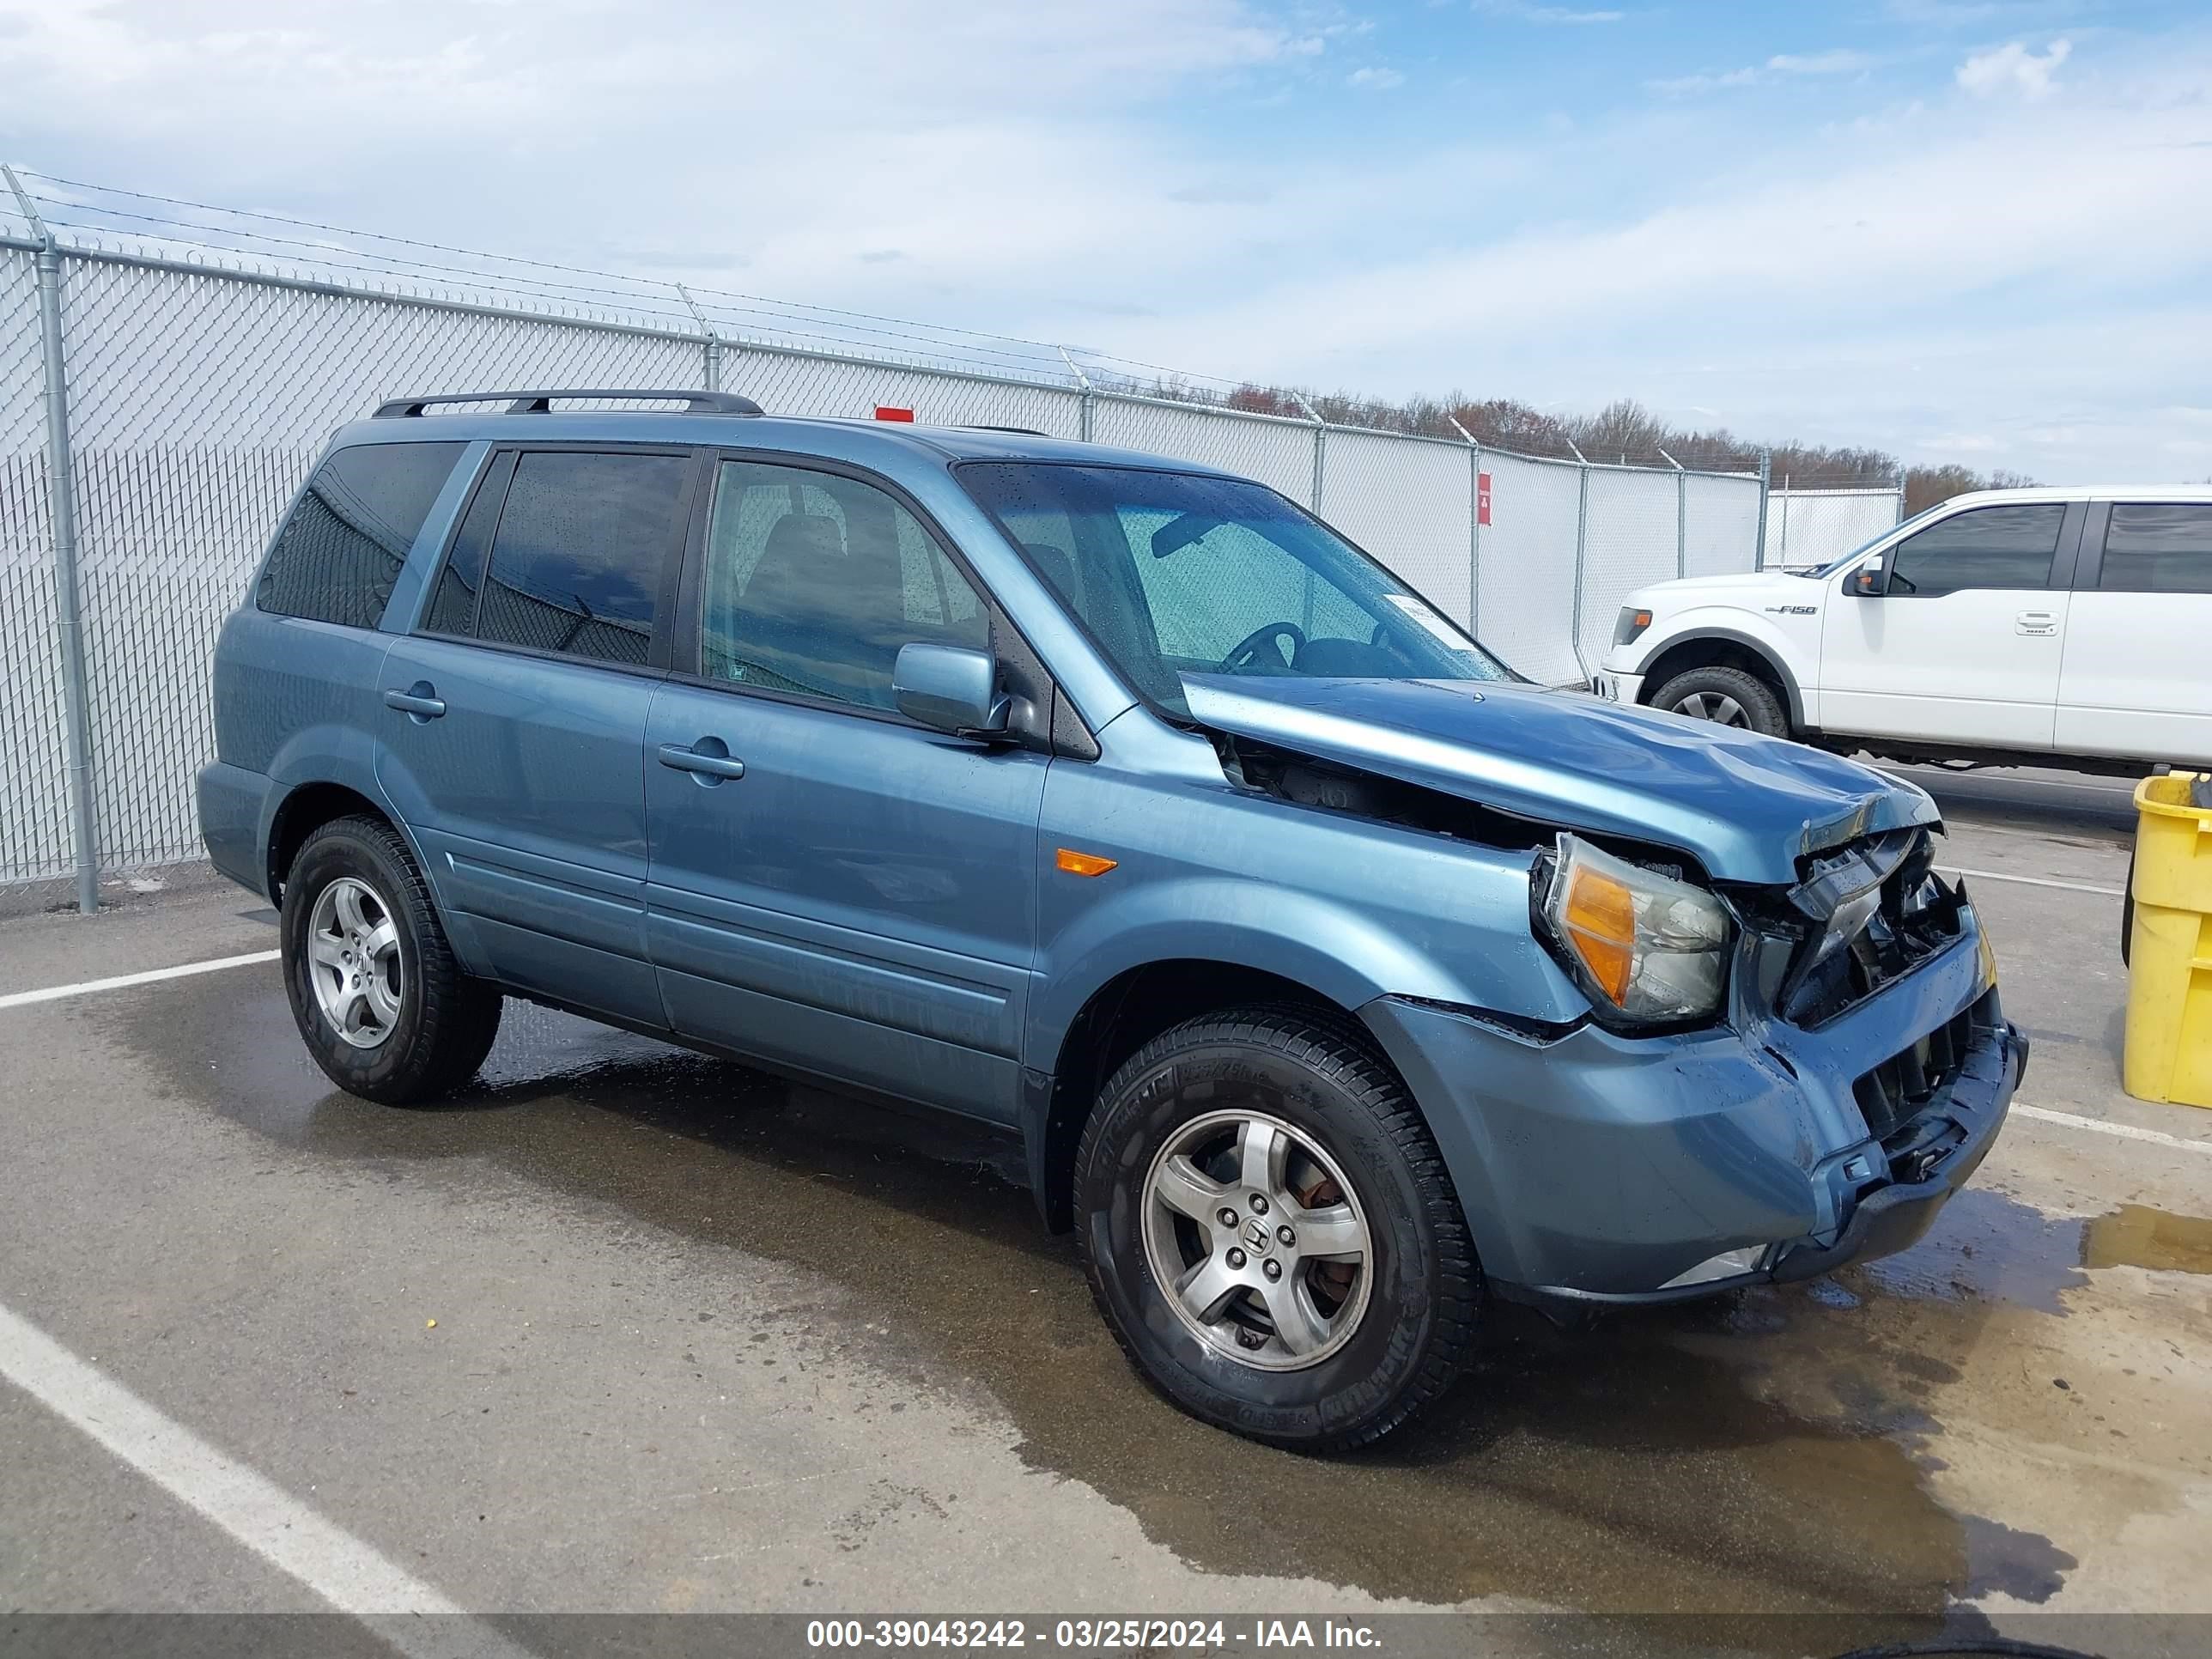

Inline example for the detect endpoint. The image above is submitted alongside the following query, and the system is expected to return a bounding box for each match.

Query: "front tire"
[1649,664,1790,738]
[280,815,501,1104]
[1075,1007,1480,1449]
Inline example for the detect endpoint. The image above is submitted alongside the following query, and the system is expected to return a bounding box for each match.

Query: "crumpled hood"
[1182,676,1937,885]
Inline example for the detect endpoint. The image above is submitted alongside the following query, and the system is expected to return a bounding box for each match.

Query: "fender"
[1628,613,1813,728]
[260,741,489,977]
[1024,871,1577,1077]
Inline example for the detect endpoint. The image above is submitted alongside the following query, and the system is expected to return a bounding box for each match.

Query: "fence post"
[1060,348,1095,442]
[673,283,722,392]
[1659,446,1686,580]
[1450,416,1481,636]
[6,166,100,914]
[1292,394,1326,512]
[1566,437,1591,683]
[1754,447,1771,572]
[1893,465,1907,525]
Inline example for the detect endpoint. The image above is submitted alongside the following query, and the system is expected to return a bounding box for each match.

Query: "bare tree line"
[1197,385,2030,516]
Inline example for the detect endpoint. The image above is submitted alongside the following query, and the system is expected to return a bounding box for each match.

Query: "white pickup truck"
[1596,485,2212,774]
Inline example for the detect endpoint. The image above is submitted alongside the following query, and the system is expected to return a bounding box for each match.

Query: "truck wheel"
[280,815,501,1104]
[1074,1007,1480,1449]
[1650,665,1789,738]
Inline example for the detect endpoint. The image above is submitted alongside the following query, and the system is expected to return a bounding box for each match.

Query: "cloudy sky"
[3,0,2210,478]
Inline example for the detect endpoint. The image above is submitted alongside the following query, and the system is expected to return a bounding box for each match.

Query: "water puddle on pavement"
[110,980,2211,1643]
[2081,1204,2212,1276]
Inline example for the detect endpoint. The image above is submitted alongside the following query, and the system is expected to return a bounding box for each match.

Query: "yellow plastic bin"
[2125,772,2212,1108]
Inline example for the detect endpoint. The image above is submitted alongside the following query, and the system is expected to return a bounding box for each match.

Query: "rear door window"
[258,441,465,628]
[1884,503,2067,597]
[2100,505,2212,594]
[467,451,692,666]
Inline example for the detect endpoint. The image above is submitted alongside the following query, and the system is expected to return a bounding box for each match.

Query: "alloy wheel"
[1671,690,1750,726]
[305,875,404,1049]
[1139,1109,1374,1371]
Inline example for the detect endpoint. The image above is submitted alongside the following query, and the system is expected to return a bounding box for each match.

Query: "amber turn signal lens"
[1055,848,1119,878]
[1561,863,1635,1004]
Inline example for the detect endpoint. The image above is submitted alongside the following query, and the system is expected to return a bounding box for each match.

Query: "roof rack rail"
[960,424,1051,437]
[372,388,764,419]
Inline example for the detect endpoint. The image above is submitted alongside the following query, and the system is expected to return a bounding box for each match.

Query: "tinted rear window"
[2102,505,2212,594]
[258,442,465,629]
[472,451,690,666]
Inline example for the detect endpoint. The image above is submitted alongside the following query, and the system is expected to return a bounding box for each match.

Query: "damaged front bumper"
[1359,893,2024,1309]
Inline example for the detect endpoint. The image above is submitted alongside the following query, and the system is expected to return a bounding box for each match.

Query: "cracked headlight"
[1540,834,1733,1024]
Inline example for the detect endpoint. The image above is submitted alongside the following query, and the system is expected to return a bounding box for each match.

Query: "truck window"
[471,451,690,666]
[1884,503,2066,598]
[2101,505,2212,594]
[258,442,465,629]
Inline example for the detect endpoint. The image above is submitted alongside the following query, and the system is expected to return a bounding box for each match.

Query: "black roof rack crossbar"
[373,388,763,419]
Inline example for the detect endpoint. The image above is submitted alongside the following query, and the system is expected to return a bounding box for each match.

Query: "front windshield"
[957,463,1510,719]
[1807,500,1948,576]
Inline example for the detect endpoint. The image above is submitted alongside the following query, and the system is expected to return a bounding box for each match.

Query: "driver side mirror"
[894,643,1010,738]
[1850,556,1889,597]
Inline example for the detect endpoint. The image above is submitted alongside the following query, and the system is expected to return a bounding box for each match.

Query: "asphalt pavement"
[1,770,2206,1659]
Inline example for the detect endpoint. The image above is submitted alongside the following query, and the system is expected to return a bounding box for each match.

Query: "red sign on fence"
[1477,472,1492,526]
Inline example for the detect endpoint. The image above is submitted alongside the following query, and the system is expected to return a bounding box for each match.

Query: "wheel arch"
[1024,958,1377,1233]
[1637,628,1806,731]
[265,779,417,908]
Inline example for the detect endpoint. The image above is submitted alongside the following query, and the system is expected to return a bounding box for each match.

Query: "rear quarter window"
[258,442,465,629]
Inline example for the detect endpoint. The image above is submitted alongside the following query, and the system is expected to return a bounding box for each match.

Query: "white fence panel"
[1764,487,1899,569]
[1,247,72,884]
[1577,467,1681,674]
[1091,397,1317,504]
[1475,450,1584,685]
[1318,430,1473,628]
[1686,472,1765,580]
[732,349,1085,439]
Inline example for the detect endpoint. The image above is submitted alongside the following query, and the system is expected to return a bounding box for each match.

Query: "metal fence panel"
[1474,450,1585,685]
[55,256,709,871]
[1763,487,1899,569]
[1317,430,1472,628]
[729,349,1085,439]
[1091,397,1316,503]
[1,246,71,884]
[1577,466,1681,674]
[1685,471,1764,580]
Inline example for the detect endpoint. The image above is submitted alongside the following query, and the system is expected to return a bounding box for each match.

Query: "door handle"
[2014,611,2057,637]
[383,683,447,720]
[658,740,746,781]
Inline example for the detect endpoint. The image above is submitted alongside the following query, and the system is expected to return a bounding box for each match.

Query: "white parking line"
[1940,866,2126,898]
[0,949,279,1012]
[0,1299,535,1659]
[2014,1103,2212,1155]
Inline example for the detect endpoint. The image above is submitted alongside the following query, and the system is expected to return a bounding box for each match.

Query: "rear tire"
[1649,665,1790,738]
[1074,1006,1480,1450]
[280,815,501,1104]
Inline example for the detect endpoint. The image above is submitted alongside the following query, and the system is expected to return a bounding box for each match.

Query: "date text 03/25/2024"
[804,1619,1381,1650]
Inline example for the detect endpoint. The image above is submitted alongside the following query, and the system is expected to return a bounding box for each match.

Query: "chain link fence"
[1762,484,1904,570]
[0,173,1767,898]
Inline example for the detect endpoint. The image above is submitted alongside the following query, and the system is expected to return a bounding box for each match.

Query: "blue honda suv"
[199,389,2023,1449]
